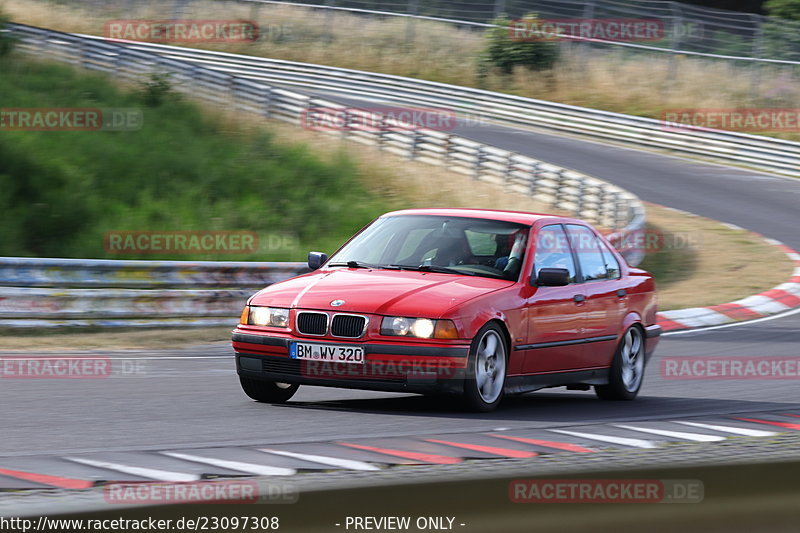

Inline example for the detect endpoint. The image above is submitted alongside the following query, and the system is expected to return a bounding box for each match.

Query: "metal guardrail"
[86,36,800,178]
[0,257,308,289]
[7,24,642,230]
[3,22,646,327]
[0,259,308,328]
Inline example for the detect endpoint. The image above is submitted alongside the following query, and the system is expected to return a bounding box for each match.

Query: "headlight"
[380,317,458,339]
[244,306,290,327]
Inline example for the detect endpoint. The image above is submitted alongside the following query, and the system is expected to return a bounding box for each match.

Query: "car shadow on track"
[274,392,797,423]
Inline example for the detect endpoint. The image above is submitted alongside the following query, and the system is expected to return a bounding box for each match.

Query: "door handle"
[616,289,627,298]
[573,294,586,303]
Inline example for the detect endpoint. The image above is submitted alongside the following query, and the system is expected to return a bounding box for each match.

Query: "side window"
[534,225,577,283]
[597,239,622,279]
[566,225,607,282]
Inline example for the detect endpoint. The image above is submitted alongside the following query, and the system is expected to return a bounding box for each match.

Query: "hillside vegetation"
[0,56,396,260]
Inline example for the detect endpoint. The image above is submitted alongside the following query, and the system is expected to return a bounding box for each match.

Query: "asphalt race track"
[1,84,800,490]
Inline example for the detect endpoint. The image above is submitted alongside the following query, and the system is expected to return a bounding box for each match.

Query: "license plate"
[289,342,365,364]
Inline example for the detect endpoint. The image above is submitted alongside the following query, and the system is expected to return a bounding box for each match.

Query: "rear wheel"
[462,324,507,412]
[239,377,299,403]
[595,326,645,401]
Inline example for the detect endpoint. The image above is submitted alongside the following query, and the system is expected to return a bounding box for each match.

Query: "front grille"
[296,311,328,335]
[262,357,302,376]
[331,314,367,338]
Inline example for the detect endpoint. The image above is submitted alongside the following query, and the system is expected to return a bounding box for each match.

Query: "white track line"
[550,429,657,449]
[259,449,380,471]
[614,425,725,442]
[66,457,199,482]
[675,421,777,437]
[663,306,800,336]
[160,452,295,476]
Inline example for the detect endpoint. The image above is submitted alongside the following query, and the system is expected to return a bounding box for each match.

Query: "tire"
[239,377,299,403]
[462,323,508,412]
[595,325,645,401]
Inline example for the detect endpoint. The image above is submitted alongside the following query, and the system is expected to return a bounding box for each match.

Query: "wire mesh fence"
[36,0,800,64]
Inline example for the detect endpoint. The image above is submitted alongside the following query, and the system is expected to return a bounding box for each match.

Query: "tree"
[764,0,800,19]
[481,14,559,75]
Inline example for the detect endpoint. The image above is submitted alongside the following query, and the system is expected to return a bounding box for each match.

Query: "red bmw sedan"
[232,209,660,411]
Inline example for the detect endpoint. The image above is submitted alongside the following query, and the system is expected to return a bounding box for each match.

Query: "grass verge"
[641,203,793,311]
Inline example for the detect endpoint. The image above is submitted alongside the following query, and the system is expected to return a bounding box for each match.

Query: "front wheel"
[595,326,645,401]
[462,324,508,412]
[240,377,299,403]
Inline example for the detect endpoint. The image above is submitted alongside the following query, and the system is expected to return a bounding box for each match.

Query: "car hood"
[249,268,513,317]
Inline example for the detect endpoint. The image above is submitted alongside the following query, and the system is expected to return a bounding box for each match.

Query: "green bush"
[765,0,800,20]
[480,14,559,75]
[140,72,177,107]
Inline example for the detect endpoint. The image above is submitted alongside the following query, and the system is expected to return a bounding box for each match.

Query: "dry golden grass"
[643,203,794,311]
[6,0,800,141]
[258,120,559,214]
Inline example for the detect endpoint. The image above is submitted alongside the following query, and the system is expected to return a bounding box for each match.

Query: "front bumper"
[233,331,470,395]
[644,324,662,362]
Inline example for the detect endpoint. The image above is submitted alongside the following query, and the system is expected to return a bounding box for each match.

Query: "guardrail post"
[263,87,272,118]
[172,0,189,19]
[406,0,418,44]
[473,146,484,179]
[750,14,765,99]
[341,108,351,140]
[528,164,539,197]
[669,2,684,52]
[408,130,419,160]
[226,74,235,102]
[554,170,565,209]
[249,0,261,26]
[575,178,586,217]
[494,0,506,18]
[443,134,453,166]
[324,0,336,43]
[613,192,626,228]
[503,153,513,188]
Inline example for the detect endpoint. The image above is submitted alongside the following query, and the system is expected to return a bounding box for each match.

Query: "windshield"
[328,215,529,280]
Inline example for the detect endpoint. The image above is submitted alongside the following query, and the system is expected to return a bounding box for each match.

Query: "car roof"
[382,208,577,226]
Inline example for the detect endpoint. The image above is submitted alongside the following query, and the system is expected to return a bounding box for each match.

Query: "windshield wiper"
[390,264,476,276]
[328,260,399,269]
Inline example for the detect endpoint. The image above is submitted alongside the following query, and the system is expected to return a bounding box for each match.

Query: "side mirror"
[307,251,328,270]
[532,267,570,287]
